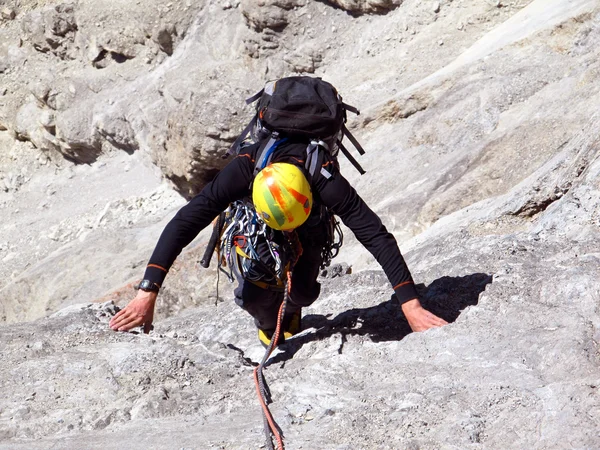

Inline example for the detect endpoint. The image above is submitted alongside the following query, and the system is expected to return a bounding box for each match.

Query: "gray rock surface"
[20,3,78,59]
[1,0,600,448]
[241,0,302,31]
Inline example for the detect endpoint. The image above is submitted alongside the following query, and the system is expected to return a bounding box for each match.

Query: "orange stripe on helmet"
[286,186,311,215]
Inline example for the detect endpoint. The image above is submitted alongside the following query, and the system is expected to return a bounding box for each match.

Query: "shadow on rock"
[269,273,492,365]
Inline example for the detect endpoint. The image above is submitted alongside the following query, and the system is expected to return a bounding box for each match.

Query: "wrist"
[394,281,418,305]
[137,279,161,293]
[135,289,158,302]
[401,298,421,314]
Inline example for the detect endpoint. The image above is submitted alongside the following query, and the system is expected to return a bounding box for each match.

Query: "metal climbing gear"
[321,209,344,270]
[216,200,290,290]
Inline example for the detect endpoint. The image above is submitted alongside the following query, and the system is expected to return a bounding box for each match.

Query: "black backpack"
[225,76,367,178]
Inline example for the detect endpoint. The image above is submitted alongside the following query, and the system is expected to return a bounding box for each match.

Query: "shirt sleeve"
[143,151,255,287]
[315,169,419,305]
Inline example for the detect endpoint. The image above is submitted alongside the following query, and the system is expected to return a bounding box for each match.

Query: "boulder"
[240,0,304,31]
[20,3,78,59]
[1,7,16,21]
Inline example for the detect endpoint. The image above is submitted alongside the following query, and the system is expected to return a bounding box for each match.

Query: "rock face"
[1,0,600,448]
[2,0,256,191]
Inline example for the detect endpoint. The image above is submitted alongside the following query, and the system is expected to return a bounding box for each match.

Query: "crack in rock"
[226,343,258,367]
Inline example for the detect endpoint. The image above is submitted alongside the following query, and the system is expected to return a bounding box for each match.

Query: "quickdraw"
[217,200,287,289]
[321,211,344,270]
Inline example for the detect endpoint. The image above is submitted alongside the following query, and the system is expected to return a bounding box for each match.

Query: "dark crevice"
[58,143,102,165]
[226,343,258,367]
[14,132,30,142]
[265,23,287,33]
[100,135,137,154]
[168,167,222,200]
[314,0,401,17]
[110,52,130,64]
[511,193,565,218]
[92,49,134,69]
[61,152,99,165]
[92,49,108,66]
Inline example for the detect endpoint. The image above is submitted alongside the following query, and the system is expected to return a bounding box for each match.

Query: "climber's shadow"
[269,272,493,365]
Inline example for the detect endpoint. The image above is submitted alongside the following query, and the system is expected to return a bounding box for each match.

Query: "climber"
[109,77,448,343]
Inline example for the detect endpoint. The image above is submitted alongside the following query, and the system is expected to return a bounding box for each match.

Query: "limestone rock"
[1,7,17,21]
[54,104,102,163]
[283,45,323,73]
[240,0,304,31]
[14,102,60,152]
[20,4,78,60]
[152,85,238,198]
[87,27,146,68]
[95,114,139,152]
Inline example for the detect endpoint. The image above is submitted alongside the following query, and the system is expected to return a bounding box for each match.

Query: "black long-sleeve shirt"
[143,141,419,304]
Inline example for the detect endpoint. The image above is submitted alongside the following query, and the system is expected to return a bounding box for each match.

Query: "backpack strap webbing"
[246,88,264,105]
[224,111,258,159]
[342,123,366,156]
[338,140,366,175]
[305,140,329,180]
[342,102,360,116]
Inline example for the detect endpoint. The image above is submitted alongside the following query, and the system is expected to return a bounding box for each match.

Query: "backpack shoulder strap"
[342,102,360,116]
[253,133,288,176]
[305,141,322,179]
[305,140,334,181]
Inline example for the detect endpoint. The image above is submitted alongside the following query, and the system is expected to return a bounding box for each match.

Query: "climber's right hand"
[109,290,157,334]
[402,298,448,332]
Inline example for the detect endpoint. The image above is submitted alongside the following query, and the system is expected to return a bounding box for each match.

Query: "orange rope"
[254,367,284,448]
[253,318,285,447]
[253,273,290,449]
[254,231,302,450]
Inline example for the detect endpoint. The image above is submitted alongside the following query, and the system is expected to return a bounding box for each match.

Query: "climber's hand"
[402,298,448,332]
[109,290,157,334]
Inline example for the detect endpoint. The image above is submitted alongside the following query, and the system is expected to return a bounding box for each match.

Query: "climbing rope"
[253,231,302,450]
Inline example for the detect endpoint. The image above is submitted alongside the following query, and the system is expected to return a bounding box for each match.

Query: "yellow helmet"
[252,163,313,230]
